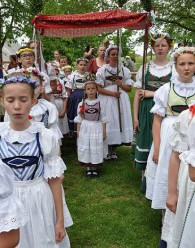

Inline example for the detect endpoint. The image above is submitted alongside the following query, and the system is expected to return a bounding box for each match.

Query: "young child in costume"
[66,58,89,134]
[96,44,133,160]
[146,47,195,212]
[50,75,69,137]
[133,34,174,183]
[158,47,195,248]
[74,75,108,178]
[0,163,27,248]
[0,75,68,247]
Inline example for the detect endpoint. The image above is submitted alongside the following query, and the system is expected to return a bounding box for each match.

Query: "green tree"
[0,0,44,67]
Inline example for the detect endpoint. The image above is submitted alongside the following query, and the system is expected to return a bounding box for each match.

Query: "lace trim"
[0,122,45,144]
[0,213,27,232]
[172,76,195,90]
[44,157,66,179]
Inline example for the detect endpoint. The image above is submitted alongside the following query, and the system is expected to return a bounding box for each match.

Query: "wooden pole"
[141,26,149,89]
[117,29,122,132]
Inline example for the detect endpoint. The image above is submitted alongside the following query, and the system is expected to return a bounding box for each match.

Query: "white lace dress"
[146,77,195,209]
[74,99,108,164]
[0,122,71,248]
[96,64,134,145]
[161,108,195,248]
[0,163,27,232]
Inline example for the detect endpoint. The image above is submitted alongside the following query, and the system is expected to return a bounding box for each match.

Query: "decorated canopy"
[32,9,152,38]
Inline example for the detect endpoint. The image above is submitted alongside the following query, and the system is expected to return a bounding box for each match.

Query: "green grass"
[62,90,161,248]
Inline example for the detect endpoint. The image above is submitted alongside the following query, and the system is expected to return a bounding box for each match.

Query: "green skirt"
[135,98,154,170]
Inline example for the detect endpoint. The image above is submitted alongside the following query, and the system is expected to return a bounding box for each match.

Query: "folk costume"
[0,122,68,248]
[161,105,195,248]
[96,64,133,145]
[134,61,172,170]
[74,99,108,165]
[66,71,88,132]
[146,76,195,209]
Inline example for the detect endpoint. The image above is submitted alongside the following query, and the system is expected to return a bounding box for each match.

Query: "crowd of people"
[0,33,194,248]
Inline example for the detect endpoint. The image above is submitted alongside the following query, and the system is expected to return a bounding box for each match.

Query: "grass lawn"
[62,89,162,248]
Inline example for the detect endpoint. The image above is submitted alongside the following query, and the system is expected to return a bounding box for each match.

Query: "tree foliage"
[1,0,194,66]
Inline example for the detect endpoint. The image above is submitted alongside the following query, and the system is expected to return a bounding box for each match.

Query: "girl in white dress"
[0,163,27,248]
[0,75,67,248]
[146,47,195,213]
[96,45,134,160]
[74,76,108,178]
[50,75,69,136]
[158,47,195,248]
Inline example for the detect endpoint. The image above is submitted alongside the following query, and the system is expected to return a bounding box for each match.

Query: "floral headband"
[16,48,34,56]
[21,67,48,86]
[171,46,195,62]
[0,76,39,89]
[105,45,118,59]
[76,58,89,64]
[150,33,174,47]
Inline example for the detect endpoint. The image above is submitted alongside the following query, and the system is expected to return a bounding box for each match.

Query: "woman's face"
[109,49,118,65]
[54,51,60,60]
[152,38,170,59]
[175,53,195,83]
[98,46,106,58]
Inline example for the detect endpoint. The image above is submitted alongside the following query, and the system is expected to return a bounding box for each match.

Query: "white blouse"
[0,122,66,179]
[151,77,195,117]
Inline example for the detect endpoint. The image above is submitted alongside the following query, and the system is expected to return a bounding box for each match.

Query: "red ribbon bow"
[79,105,85,114]
[190,104,195,116]
[28,115,33,120]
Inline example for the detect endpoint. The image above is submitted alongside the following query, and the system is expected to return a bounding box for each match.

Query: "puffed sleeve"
[46,101,63,141]
[122,66,134,86]
[96,66,105,87]
[170,109,190,153]
[40,128,66,179]
[150,83,170,117]
[65,74,74,89]
[74,102,83,123]
[133,64,147,89]
[181,113,195,166]
[0,163,27,232]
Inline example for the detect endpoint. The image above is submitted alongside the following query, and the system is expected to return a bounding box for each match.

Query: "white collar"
[172,76,195,90]
[0,122,45,144]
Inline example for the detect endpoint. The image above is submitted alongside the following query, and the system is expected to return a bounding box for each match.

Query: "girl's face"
[98,46,106,58]
[59,59,67,68]
[19,51,35,68]
[2,83,34,130]
[50,80,57,92]
[77,61,87,74]
[85,83,97,100]
[175,53,195,83]
[64,68,72,76]
[152,38,170,58]
[109,49,118,65]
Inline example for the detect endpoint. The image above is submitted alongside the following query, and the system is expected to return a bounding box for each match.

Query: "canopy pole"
[34,29,41,71]
[141,25,149,89]
[117,29,122,132]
